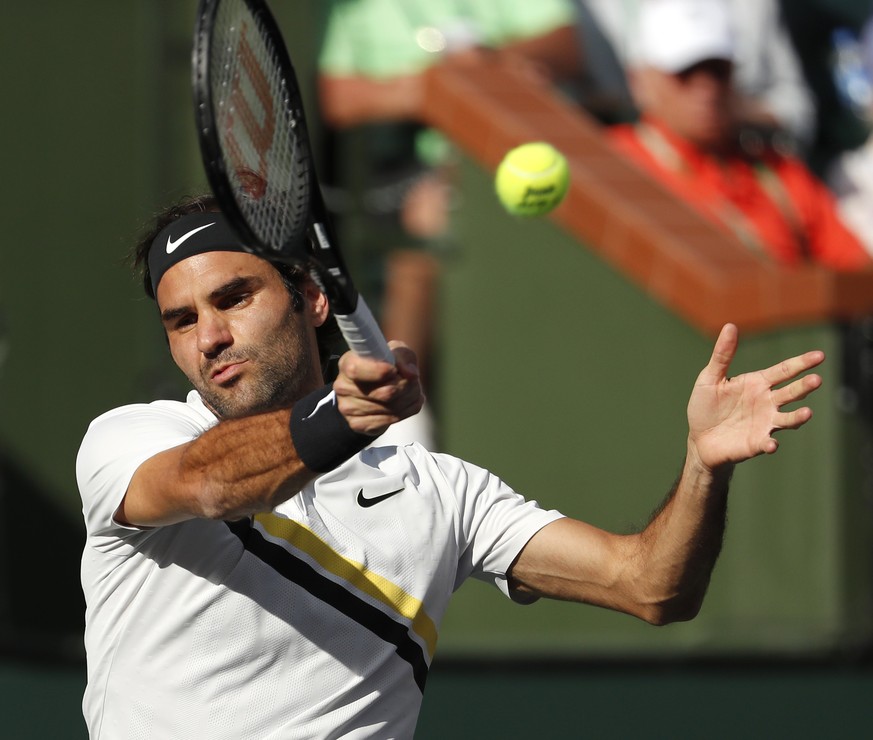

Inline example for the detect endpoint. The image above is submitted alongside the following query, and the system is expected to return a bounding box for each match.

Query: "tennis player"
[78,196,825,738]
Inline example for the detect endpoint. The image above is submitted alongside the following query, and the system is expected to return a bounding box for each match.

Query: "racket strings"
[209,0,310,253]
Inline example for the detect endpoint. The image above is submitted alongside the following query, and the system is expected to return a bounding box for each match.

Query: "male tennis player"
[78,196,825,739]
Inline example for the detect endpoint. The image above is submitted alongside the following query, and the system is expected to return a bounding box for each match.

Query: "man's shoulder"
[82,392,216,447]
[89,392,213,425]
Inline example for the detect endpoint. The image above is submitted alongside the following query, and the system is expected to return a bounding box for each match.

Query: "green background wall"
[433,159,873,659]
[2,2,873,738]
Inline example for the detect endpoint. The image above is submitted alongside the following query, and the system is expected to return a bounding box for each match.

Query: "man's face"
[156,251,327,419]
[635,59,735,150]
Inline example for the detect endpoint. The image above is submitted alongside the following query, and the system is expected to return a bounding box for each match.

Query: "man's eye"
[222,293,251,309]
[175,315,196,331]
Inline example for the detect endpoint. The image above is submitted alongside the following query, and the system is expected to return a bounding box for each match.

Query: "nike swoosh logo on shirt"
[356,487,404,508]
[166,222,216,254]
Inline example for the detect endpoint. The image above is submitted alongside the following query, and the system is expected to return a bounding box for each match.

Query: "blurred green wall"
[0,1,324,734]
[0,0,208,667]
[0,1,325,516]
[432,159,873,658]
[0,2,207,516]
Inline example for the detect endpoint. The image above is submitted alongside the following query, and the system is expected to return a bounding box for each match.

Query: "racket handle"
[335,296,395,364]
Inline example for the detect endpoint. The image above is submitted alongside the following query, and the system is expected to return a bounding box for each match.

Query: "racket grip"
[335,297,394,364]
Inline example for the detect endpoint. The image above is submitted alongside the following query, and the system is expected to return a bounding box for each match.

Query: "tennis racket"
[192,0,393,362]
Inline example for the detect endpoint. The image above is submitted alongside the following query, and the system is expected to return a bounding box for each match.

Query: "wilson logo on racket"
[193,0,394,363]
[166,222,216,254]
[224,21,276,183]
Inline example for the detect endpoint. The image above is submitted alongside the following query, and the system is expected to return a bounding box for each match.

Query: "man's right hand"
[333,341,425,437]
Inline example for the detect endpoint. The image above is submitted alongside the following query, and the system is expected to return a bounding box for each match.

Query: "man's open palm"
[687,324,825,470]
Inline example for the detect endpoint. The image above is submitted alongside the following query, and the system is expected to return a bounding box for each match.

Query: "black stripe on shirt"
[225,518,428,692]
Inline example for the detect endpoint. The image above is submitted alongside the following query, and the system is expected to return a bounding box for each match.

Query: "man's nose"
[197,311,233,356]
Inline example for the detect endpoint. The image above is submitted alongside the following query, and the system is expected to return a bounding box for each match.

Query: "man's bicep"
[508,517,640,613]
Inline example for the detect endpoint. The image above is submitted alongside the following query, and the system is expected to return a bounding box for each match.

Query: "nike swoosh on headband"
[166,222,216,254]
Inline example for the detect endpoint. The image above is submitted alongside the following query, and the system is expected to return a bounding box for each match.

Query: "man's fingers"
[334,342,424,435]
[340,388,425,435]
[337,342,421,386]
[770,372,823,408]
[390,344,421,381]
[338,353,399,385]
[761,437,779,455]
[335,375,407,406]
[339,385,423,416]
[702,323,739,382]
[773,406,814,432]
[760,350,826,388]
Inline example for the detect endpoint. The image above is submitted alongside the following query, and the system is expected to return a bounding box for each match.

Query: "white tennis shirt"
[77,391,563,739]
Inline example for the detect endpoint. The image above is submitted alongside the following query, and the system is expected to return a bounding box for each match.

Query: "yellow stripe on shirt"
[254,513,439,658]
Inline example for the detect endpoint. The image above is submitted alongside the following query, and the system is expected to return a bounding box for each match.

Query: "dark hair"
[132,194,342,376]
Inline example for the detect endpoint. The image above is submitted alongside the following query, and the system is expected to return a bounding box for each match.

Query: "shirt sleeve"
[318,0,427,78]
[432,453,564,601]
[481,0,576,44]
[318,1,358,76]
[318,0,577,78]
[76,402,212,539]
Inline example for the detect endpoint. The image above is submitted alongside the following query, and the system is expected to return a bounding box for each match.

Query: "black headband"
[148,211,250,295]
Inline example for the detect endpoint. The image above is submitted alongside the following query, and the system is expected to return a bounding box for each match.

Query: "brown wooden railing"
[421,60,873,336]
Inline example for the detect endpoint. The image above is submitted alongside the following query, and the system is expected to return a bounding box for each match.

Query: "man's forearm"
[120,408,315,527]
[636,449,733,623]
[180,409,314,518]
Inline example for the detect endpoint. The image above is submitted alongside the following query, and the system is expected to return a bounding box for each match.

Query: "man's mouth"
[210,360,248,386]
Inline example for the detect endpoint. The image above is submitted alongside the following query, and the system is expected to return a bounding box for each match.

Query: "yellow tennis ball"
[495,142,569,217]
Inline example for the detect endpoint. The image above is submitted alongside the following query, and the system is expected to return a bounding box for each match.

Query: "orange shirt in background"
[609,118,871,271]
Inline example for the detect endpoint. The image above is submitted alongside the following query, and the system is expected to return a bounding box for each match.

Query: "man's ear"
[302,280,330,327]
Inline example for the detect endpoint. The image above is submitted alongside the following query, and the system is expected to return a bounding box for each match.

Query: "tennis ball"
[494,142,569,217]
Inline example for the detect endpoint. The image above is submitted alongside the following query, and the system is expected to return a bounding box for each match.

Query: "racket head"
[192,0,393,362]
[193,0,312,262]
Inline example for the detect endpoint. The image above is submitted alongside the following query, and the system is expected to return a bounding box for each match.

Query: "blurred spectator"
[318,0,583,447]
[827,15,873,256]
[583,0,816,152]
[608,0,870,270]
